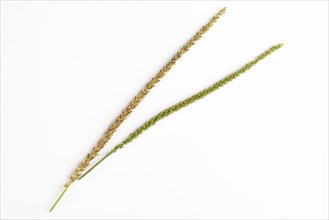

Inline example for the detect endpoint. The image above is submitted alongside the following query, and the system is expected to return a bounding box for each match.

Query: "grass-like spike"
[79,43,284,181]
[50,7,226,212]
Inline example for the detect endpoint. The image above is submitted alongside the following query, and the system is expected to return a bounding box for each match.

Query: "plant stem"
[79,148,118,180]
[49,181,72,212]
[79,43,284,180]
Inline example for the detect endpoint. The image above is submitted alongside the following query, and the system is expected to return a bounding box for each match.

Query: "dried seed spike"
[68,7,226,183]
[50,7,226,211]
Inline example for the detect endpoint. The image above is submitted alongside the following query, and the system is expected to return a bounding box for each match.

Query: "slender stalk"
[79,149,116,180]
[79,43,284,180]
[49,181,72,212]
[51,7,226,211]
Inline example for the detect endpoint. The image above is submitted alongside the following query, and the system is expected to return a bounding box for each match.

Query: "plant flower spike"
[50,7,226,212]
[78,43,284,181]
[50,7,284,211]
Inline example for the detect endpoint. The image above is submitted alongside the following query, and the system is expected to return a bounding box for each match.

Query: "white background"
[1,1,328,219]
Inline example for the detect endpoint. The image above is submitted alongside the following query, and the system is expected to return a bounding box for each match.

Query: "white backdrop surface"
[1,1,328,219]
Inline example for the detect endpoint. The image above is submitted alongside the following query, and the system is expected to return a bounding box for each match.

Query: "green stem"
[49,181,72,212]
[79,43,284,181]
[78,148,118,180]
